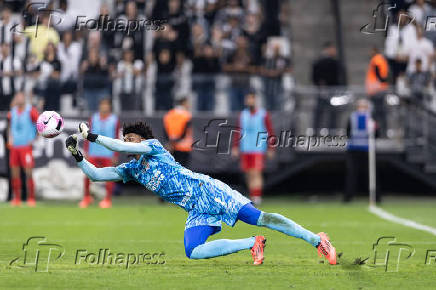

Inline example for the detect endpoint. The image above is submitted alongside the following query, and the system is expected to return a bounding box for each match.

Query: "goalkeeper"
[65,121,337,265]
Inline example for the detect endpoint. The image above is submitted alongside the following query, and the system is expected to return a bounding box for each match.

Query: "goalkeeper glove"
[65,134,84,162]
[79,122,98,142]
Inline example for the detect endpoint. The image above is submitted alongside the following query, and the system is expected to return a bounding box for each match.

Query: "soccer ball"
[36,111,64,138]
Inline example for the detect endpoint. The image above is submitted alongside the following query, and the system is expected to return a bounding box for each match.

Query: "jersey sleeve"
[143,139,167,155]
[115,162,133,183]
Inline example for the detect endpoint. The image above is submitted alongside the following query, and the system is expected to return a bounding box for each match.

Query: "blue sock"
[190,237,255,259]
[257,212,321,247]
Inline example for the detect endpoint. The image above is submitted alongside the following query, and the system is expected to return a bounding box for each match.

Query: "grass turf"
[0,197,435,289]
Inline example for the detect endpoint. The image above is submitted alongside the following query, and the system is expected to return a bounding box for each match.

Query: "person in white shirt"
[0,43,22,111]
[384,11,417,83]
[116,50,143,111]
[407,25,434,73]
[408,0,431,26]
[58,31,82,97]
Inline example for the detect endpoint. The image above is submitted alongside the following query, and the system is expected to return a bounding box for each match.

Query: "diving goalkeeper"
[65,121,337,265]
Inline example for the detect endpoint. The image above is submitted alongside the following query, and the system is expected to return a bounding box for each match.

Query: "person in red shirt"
[232,92,275,205]
[7,92,39,207]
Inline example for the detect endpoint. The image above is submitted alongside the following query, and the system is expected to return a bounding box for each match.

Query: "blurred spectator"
[406,25,434,73]
[311,42,342,131]
[0,43,22,111]
[7,92,38,207]
[34,43,62,111]
[97,3,116,55]
[58,31,82,98]
[262,42,291,111]
[163,97,193,167]
[365,47,389,137]
[408,0,431,25]
[385,11,417,83]
[116,50,144,111]
[0,5,18,45]
[82,98,120,209]
[231,92,275,205]
[115,1,146,60]
[167,0,190,57]
[80,48,110,111]
[24,13,60,61]
[53,0,80,32]
[192,43,220,111]
[243,13,266,66]
[407,58,431,103]
[151,25,179,111]
[223,36,253,111]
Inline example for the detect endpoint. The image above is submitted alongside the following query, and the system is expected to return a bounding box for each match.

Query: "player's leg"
[24,167,35,206]
[184,225,256,260]
[250,169,263,205]
[9,148,21,206]
[99,157,113,208]
[237,203,337,264]
[10,166,21,206]
[80,157,95,208]
[22,147,36,207]
[242,154,263,205]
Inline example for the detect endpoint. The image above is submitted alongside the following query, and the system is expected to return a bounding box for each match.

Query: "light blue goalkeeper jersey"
[108,139,251,230]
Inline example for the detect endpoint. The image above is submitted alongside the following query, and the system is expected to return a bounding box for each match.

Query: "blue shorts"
[185,179,251,231]
[184,203,262,257]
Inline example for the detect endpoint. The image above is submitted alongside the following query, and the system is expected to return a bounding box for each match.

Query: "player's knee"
[185,244,197,259]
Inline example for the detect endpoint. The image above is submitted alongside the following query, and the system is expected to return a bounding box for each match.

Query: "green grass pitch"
[0,197,435,289]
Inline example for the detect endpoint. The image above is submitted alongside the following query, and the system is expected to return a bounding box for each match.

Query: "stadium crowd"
[0,0,292,113]
[386,0,436,103]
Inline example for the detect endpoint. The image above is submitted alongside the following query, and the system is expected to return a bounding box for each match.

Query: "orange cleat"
[99,198,112,209]
[79,196,94,208]
[317,232,337,265]
[27,198,36,207]
[251,236,266,265]
[10,198,21,207]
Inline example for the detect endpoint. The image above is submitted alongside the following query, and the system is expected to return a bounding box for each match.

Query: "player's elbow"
[87,174,98,182]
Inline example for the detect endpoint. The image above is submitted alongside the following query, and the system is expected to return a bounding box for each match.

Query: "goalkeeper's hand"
[66,134,83,162]
[79,122,98,142]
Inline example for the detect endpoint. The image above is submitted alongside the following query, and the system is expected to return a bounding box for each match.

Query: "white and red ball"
[36,111,64,138]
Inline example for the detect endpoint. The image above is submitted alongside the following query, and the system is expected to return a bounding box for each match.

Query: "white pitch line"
[369,205,436,236]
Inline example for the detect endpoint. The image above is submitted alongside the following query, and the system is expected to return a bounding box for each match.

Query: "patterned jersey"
[115,139,250,227]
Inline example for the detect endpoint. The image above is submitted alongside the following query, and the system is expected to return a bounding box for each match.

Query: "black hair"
[122,121,154,139]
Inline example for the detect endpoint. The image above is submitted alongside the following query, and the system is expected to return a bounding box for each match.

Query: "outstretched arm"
[78,159,122,182]
[79,123,152,154]
[66,134,122,182]
[95,135,152,154]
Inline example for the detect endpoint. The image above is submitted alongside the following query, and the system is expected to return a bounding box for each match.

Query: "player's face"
[123,133,143,143]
